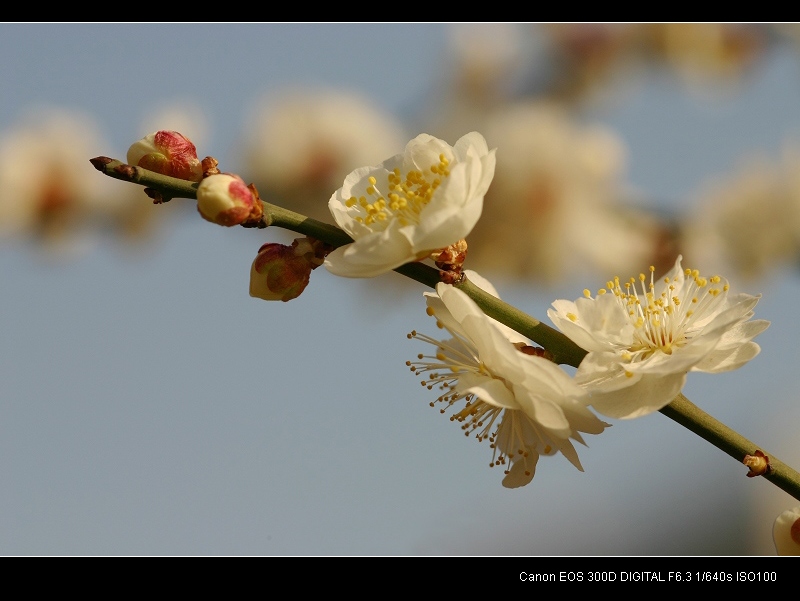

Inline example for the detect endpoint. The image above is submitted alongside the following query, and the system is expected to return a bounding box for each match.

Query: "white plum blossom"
[548,256,769,419]
[773,506,800,556]
[407,271,608,488]
[325,132,496,278]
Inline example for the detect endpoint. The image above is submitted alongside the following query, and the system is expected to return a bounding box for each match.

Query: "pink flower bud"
[126,131,203,182]
[196,173,258,226]
[250,238,327,302]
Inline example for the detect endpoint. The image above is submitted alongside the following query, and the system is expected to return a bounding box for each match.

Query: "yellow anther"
[583,289,591,298]
[598,289,606,295]
[566,312,578,322]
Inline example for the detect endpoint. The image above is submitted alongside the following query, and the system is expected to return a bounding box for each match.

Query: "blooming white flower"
[325,132,496,278]
[773,506,800,555]
[548,256,769,419]
[407,271,608,488]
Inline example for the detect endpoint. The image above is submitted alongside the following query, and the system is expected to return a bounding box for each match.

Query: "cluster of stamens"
[570,264,729,361]
[405,306,542,478]
[345,153,451,228]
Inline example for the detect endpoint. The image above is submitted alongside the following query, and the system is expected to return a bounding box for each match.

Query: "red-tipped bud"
[196,173,259,226]
[126,131,203,182]
[250,238,327,302]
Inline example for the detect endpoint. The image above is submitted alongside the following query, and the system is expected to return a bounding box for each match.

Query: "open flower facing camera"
[548,256,769,419]
[325,132,496,278]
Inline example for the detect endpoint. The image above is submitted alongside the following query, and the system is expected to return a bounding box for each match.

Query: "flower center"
[590,264,729,359]
[345,153,451,229]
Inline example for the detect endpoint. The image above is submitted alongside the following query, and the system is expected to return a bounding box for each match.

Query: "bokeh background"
[3,23,800,555]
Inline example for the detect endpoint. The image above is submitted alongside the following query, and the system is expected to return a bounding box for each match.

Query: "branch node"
[90,156,113,171]
[113,163,138,180]
[744,450,771,477]
[144,187,171,204]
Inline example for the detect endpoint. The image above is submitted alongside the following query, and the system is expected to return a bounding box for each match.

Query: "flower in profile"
[325,132,496,278]
[250,237,328,302]
[127,130,203,182]
[548,256,769,419]
[196,173,261,227]
[407,271,608,488]
[773,507,800,555]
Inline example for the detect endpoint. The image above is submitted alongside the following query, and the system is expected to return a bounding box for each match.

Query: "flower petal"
[589,372,687,419]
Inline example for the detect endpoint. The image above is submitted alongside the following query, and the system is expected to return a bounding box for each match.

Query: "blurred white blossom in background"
[466,102,660,283]
[682,145,800,280]
[241,88,407,222]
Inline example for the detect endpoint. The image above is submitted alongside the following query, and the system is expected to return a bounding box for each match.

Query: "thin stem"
[91,158,800,502]
[661,394,800,500]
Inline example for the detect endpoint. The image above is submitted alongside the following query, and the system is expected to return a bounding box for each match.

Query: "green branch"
[91,157,800,502]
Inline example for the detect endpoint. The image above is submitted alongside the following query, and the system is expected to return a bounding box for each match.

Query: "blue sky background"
[2,23,800,555]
